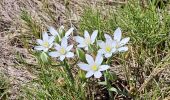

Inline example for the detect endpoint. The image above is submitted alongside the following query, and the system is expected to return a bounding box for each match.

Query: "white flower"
[48,37,74,61]
[113,27,130,52]
[98,35,116,58]
[78,54,110,78]
[98,27,130,58]
[74,30,98,50]
[48,26,74,41]
[34,32,55,52]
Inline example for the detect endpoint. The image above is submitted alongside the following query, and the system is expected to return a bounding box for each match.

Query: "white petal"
[114,27,122,41]
[85,54,94,65]
[66,52,74,58]
[36,39,43,45]
[49,52,60,57]
[48,36,55,44]
[78,63,90,71]
[99,65,110,71]
[43,48,49,52]
[98,41,105,48]
[42,32,49,41]
[111,48,116,53]
[94,71,102,78]
[112,41,117,48]
[120,37,130,46]
[74,36,85,44]
[49,26,59,36]
[104,34,112,41]
[104,53,112,58]
[34,46,45,51]
[59,55,65,61]
[61,37,68,48]
[118,46,128,52]
[66,45,73,51]
[85,71,94,78]
[84,30,90,38]
[91,30,98,43]
[84,46,89,51]
[49,43,53,48]
[95,54,103,66]
[54,43,61,51]
[65,27,74,38]
[77,44,86,48]
[98,49,106,54]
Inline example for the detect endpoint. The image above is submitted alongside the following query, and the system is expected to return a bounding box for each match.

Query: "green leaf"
[98,81,107,85]
[40,52,49,63]
[109,87,118,93]
[76,48,86,62]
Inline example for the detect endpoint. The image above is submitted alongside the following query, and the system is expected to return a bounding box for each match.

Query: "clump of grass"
[79,0,170,99]
[0,73,9,99]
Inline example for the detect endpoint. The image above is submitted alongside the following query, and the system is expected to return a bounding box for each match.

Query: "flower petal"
[104,53,112,58]
[91,30,98,43]
[49,26,59,36]
[66,45,73,51]
[84,30,90,38]
[49,52,60,57]
[78,63,90,71]
[104,34,112,41]
[98,40,105,48]
[66,52,74,58]
[59,55,65,61]
[43,48,49,52]
[114,27,122,41]
[94,71,102,78]
[98,49,106,54]
[84,46,89,51]
[85,54,94,65]
[34,46,45,51]
[48,36,55,44]
[111,48,116,53]
[77,44,86,48]
[118,46,128,52]
[65,27,74,38]
[61,37,68,48]
[99,65,110,71]
[120,37,130,46]
[95,54,103,66]
[85,71,94,78]
[74,36,85,44]
[54,43,61,51]
[42,32,49,41]
[36,39,43,45]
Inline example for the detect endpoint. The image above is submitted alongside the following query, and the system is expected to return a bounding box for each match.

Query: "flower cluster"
[34,26,130,78]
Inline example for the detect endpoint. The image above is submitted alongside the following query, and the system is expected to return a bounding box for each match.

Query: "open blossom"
[78,54,110,78]
[34,32,55,52]
[98,34,116,58]
[98,27,130,58]
[113,27,130,52]
[48,37,74,61]
[74,30,98,50]
[49,26,74,40]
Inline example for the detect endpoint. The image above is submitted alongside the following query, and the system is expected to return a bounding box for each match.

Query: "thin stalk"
[63,59,75,84]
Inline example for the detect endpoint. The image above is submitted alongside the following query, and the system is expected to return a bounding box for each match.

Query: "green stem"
[63,59,75,84]
[105,59,113,100]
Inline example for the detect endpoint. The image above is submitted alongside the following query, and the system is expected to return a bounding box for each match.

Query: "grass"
[15,0,170,99]
[0,72,9,100]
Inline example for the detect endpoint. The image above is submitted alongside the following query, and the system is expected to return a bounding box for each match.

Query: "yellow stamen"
[91,65,98,71]
[105,46,111,52]
[60,48,66,54]
[85,37,91,45]
[43,41,49,48]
